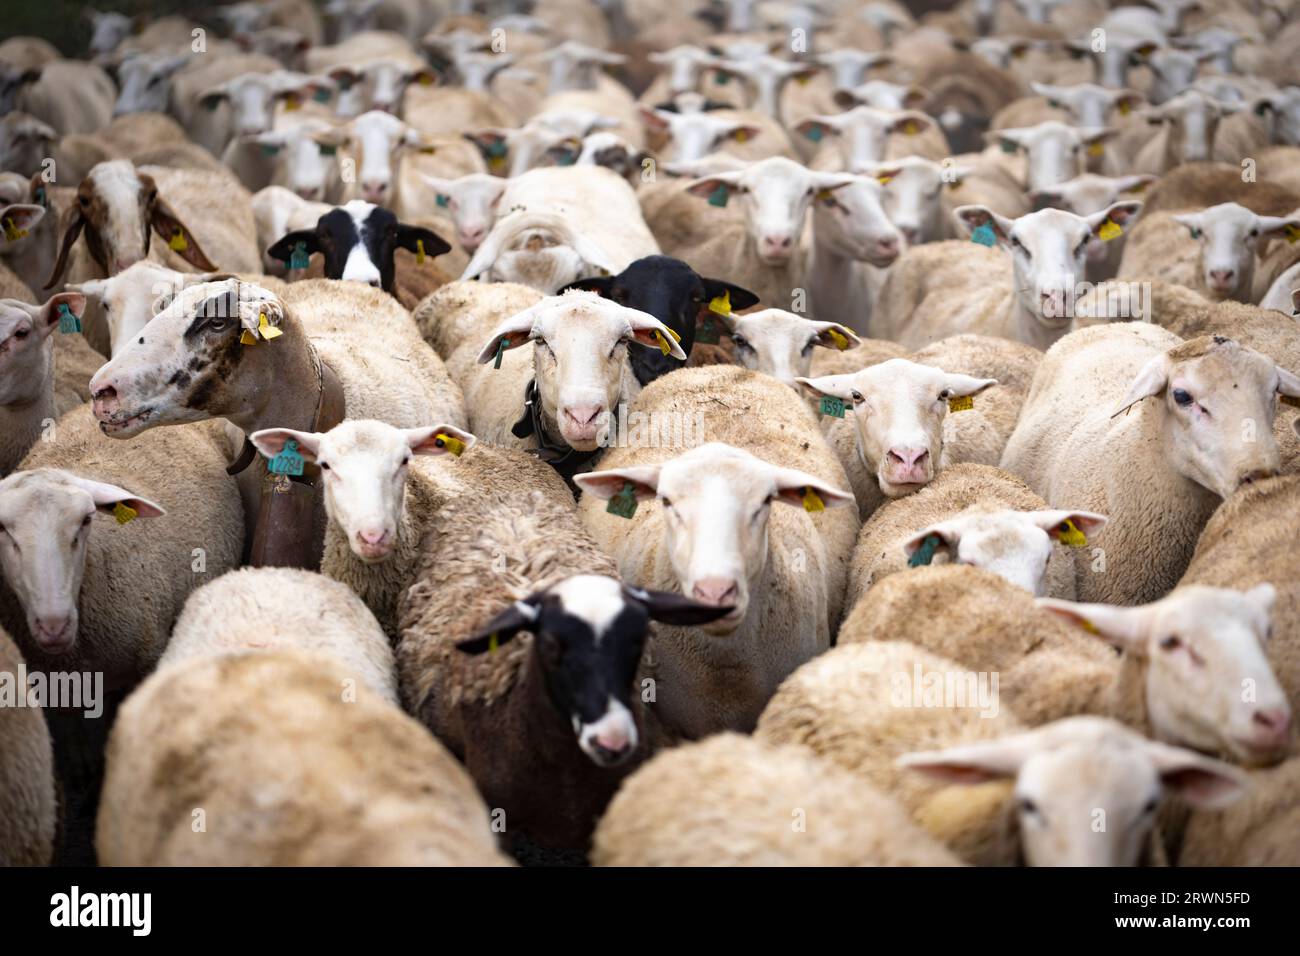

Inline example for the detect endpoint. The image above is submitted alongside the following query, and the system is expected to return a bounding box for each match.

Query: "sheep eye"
[850,389,864,403]
[732,335,749,350]
[660,497,672,509]
[1142,798,1159,815]
[1249,229,1259,238]
[1160,635,1181,651]
[14,328,28,339]
[1019,798,1039,816]
[1172,388,1192,407]
[319,461,330,471]
[81,514,92,527]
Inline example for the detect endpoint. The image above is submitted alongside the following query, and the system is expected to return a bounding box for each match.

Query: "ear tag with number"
[57,302,81,334]
[268,439,305,476]
[653,326,680,355]
[707,184,729,208]
[3,217,27,242]
[819,395,845,418]
[113,502,137,525]
[947,394,974,412]
[971,223,996,247]
[1098,218,1122,242]
[607,481,638,519]
[434,432,465,456]
[289,241,310,270]
[708,289,732,316]
[1058,518,1088,548]
[801,486,824,512]
[908,533,941,568]
[416,238,426,264]
[169,229,188,252]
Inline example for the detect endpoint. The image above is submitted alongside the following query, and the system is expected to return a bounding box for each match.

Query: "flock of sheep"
[1,0,1299,868]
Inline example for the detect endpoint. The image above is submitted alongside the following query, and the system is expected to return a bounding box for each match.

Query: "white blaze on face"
[223,75,278,137]
[650,45,714,93]
[88,161,150,272]
[642,109,753,163]
[803,106,923,170]
[726,309,861,385]
[336,199,383,286]
[114,55,185,115]
[1149,91,1230,163]
[797,359,997,495]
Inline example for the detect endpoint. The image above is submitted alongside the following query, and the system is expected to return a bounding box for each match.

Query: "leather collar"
[510,378,603,487]
[227,358,346,479]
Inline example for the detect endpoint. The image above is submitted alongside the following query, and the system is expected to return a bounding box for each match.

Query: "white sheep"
[1001,323,1300,604]
[718,307,863,386]
[575,366,859,739]
[591,733,964,866]
[0,624,56,866]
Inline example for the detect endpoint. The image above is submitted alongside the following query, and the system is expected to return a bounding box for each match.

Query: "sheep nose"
[297,187,320,200]
[362,181,388,201]
[900,226,920,245]
[1209,269,1235,287]
[1238,468,1279,488]
[92,385,120,418]
[358,529,387,545]
[692,577,739,606]
[888,447,928,468]
[1251,708,1292,746]
[34,615,73,649]
[564,404,602,426]
[762,235,794,251]
[876,236,899,257]
[367,279,381,288]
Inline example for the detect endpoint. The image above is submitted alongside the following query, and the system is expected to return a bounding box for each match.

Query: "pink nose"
[297,186,321,200]
[886,447,930,483]
[899,226,920,245]
[692,577,738,607]
[762,235,794,251]
[596,727,631,753]
[875,236,899,258]
[362,181,389,200]
[461,227,485,247]
[92,385,120,419]
[1209,269,1235,287]
[358,529,387,545]
[34,615,72,648]
[1252,708,1292,746]
[564,404,602,427]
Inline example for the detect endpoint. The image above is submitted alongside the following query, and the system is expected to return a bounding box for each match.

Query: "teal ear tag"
[313,88,331,103]
[261,143,279,156]
[707,184,729,208]
[34,186,46,207]
[606,481,638,519]
[819,395,845,418]
[696,315,720,344]
[289,241,310,270]
[436,193,448,208]
[557,151,576,166]
[57,302,81,334]
[971,223,996,247]
[493,337,507,369]
[486,140,508,159]
[268,439,305,477]
[908,533,942,568]
[716,71,731,85]
[805,125,824,142]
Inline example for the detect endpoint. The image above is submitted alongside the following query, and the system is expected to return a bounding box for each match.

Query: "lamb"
[154,567,397,702]
[443,290,684,481]
[460,165,661,293]
[846,462,1103,604]
[0,292,103,476]
[43,161,262,292]
[666,158,859,309]
[874,201,1143,350]
[96,640,510,863]
[87,278,466,565]
[247,419,487,638]
[755,640,1247,865]
[574,366,860,739]
[1118,202,1300,303]
[397,487,728,853]
[0,406,242,691]
[1000,323,1298,604]
[590,733,964,866]
[0,624,56,866]
[795,333,1035,517]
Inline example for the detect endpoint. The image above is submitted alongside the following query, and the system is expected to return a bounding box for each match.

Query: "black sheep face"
[560,255,759,385]
[267,200,449,295]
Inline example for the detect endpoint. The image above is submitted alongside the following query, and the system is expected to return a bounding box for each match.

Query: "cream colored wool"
[411,279,543,361]
[845,463,1079,606]
[0,625,56,866]
[591,733,965,866]
[160,567,398,704]
[96,649,512,866]
[1179,756,1300,865]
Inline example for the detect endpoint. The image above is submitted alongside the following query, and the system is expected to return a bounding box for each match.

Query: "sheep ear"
[1112,353,1169,416]
[1031,510,1108,542]
[897,734,1039,783]
[943,373,997,398]
[406,424,476,457]
[150,197,217,271]
[396,224,451,259]
[62,475,166,519]
[1276,366,1300,403]
[954,205,1013,246]
[456,599,541,655]
[902,523,957,564]
[249,428,322,464]
[36,292,86,337]
[0,202,45,235]
[43,204,85,290]
[573,465,662,501]
[812,322,860,351]
[1141,740,1248,809]
[267,229,321,264]
[700,277,759,311]
[769,466,854,510]
[794,373,856,403]
[475,304,544,364]
[1034,598,1152,654]
[623,586,738,626]
[1090,201,1143,240]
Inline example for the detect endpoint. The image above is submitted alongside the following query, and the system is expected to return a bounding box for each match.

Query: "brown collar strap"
[226,360,346,478]
[226,438,257,476]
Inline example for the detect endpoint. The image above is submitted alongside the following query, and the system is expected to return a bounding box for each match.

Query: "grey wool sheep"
[591,733,965,867]
[0,624,57,866]
[1001,323,1300,604]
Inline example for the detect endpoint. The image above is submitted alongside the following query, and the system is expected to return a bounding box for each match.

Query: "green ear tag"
[696,315,720,344]
[34,186,46,207]
[260,143,279,157]
[971,223,996,247]
[486,140,508,159]
[716,71,731,85]
[318,143,337,157]
[268,439,305,477]
[707,184,729,208]
[57,302,81,334]
[557,150,576,166]
[289,241,310,270]
[436,193,449,208]
[606,481,639,519]
[819,395,845,418]
[493,337,507,369]
[805,125,824,142]
[313,88,331,103]
[1000,139,1017,154]
[908,533,942,568]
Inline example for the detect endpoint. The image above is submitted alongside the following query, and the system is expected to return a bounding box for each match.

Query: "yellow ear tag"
[419,74,434,86]
[826,328,851,351]
[240,329,258,345]
[947,394,974,412]
[258,312,282,340]
[113,502,137,525]
[733,129,750,143]
[1087,141,1105,157]
[1098,218,1122,242]
[488,155,506,172]
[902,121,919,135]
[3,217,27,242]
[876,174,893,186]
[1079,617,1099,634]
[796,74,810,86]
[801,487,824,512]
[708,289,732,316]
[1058,518,1088,548]
[654,330,672,355]
[283,95,300,111]
[1286,224,1300,244]
[168,229,188,252]
[434,432,466,456]
[416,238,426,264]
[488,632,499,654]
[1118,101,1131,116]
